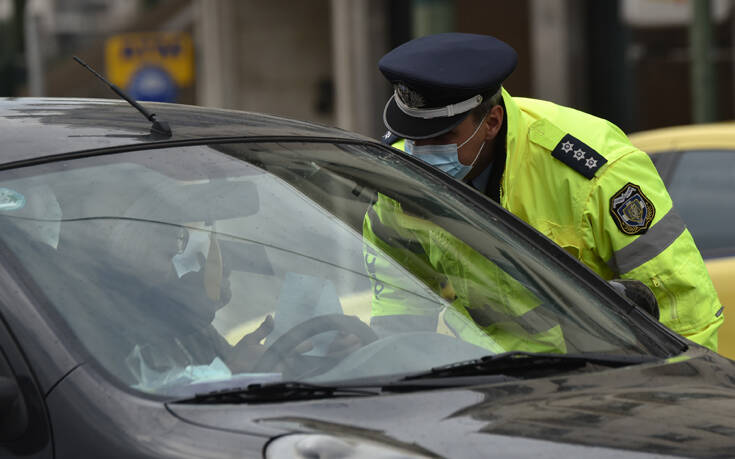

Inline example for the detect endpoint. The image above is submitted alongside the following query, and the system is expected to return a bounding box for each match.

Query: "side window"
[0,339,26,449]
[667,150,735,258]
[0,321,52,458]
[0,347,12,377]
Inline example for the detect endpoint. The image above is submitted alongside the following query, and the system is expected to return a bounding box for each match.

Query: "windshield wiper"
[173,381,379,405]
[399,351,659,382]
[173,353,658,404]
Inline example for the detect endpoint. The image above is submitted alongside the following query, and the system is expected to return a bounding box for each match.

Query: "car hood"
[167,349,735,458]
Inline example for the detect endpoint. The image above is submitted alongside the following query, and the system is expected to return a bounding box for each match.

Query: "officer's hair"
[470,89,502,125]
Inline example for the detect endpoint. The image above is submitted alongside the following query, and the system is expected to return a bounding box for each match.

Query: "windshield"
[0,141,669,396]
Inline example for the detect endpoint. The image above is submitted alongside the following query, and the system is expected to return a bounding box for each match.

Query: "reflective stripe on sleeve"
[466,302,559,335]
[606,208,686,275]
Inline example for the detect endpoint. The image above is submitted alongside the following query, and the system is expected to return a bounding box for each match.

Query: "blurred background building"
[0,0,731,138]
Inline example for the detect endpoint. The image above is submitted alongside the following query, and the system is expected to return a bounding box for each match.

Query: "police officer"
[371,33,723,351]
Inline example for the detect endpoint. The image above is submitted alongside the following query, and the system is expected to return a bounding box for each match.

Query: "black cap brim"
[383,95,471,140]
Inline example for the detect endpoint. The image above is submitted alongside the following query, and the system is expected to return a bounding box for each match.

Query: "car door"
[651,149,735,357]
[0,316,52,458]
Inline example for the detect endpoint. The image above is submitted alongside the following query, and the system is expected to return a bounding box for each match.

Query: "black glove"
[609,279,659,320]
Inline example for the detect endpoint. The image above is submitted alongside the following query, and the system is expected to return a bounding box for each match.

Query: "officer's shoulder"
[380,131,401,146]
[528,118,607,180]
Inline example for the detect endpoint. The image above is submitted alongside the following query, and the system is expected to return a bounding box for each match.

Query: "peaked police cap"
[379,33,517,140]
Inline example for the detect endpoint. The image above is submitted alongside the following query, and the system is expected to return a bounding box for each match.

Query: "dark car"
[1,97,734,459]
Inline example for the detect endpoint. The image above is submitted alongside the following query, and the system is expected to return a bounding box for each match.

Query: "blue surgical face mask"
[404,115,487,180]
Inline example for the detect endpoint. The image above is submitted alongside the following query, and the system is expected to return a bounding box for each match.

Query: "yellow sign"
[105,32,194,88]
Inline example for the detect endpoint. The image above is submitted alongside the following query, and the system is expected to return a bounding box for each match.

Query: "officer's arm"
[362,196,445,336]
[362,194,566,353]
[581,149,723,351]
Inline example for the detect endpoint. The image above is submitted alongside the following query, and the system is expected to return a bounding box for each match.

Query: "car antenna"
[73,56,172,138]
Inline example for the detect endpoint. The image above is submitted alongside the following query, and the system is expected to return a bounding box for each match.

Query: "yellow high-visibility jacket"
[375,88,723,351]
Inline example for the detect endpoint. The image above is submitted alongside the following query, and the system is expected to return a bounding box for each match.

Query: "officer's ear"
[484,105,504,141]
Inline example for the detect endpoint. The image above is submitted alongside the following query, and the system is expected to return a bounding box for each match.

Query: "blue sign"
[128,65,177,102]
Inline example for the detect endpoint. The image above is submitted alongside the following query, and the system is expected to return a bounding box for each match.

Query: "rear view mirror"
[609,279,660,320]
[125,180,260,224]
[0,376,27,442]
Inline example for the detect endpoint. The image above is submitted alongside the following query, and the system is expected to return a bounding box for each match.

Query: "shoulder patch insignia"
[609,182,655,235]
[551,133,607,179]
[381,131,400,146]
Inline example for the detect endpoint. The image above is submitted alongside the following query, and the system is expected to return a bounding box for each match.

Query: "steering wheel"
[251,314,378,378]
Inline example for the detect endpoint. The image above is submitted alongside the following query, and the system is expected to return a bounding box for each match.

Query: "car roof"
[628,121,735,153]
[0,97,368,166]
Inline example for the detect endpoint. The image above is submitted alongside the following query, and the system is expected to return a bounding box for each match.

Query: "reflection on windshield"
[0,142,661,396]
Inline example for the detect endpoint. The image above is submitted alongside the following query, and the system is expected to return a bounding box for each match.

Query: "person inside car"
[122,224,277,388]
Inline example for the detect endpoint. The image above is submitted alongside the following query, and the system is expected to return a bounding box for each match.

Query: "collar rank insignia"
[381,130,400,146]
[552,133,607,179]
[609,182,655,235]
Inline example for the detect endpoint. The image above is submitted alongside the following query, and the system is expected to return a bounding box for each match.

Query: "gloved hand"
[609,279,660,320]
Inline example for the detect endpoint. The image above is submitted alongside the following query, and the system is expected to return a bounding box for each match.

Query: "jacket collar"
[500,87,520,160]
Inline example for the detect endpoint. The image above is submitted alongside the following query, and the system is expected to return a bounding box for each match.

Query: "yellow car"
[629,123,735,358]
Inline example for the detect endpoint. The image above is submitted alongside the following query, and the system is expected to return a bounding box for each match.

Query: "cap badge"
[395,83,427,108]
